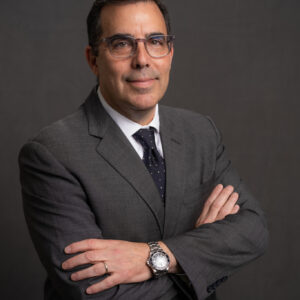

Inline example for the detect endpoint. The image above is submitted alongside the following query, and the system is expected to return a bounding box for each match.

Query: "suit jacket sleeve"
[163,116,269,300]
[19,141,177,300]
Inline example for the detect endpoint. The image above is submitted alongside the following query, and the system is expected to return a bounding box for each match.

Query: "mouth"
[126,78,158,88]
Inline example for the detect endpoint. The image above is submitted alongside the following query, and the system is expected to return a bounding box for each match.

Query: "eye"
[111,38,131,49]
[149,36,165,46]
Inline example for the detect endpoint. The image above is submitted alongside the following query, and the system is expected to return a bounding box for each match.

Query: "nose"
[131,41,150,69]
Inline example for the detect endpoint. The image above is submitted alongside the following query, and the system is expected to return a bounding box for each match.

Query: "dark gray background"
[1,0,299,299]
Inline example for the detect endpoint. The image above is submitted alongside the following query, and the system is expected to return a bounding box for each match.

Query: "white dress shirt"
[97,88,164,159]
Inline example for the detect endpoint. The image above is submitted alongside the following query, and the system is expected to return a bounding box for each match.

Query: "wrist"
[158,241,180,273]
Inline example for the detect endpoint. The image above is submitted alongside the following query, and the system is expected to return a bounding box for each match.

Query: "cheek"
[98,57,124,83]
[100,68,123,93]
[159,63,172,86]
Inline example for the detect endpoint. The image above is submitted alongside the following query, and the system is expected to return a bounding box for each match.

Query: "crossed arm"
[62,184,240,295]
[20,121,268,299]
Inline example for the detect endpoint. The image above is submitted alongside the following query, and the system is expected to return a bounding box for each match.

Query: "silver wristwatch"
[146,241,170,278]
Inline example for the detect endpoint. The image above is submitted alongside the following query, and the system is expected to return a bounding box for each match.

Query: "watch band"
[148,241,163,253]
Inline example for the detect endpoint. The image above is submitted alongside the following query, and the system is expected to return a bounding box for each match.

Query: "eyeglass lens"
[108,36,172,58]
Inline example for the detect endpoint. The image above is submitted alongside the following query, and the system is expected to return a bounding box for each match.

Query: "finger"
[204,185,234,223]
[86,274,121,294]
[216,192,239,220]
[201,184,223,214]
[65,239,105,254]
[195,184,223,226]
[62,250,103,270]
[71,262,107,281]
[231,204,240,214]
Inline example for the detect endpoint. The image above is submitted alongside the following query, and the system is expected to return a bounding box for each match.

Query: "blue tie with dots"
[133,127,166,201]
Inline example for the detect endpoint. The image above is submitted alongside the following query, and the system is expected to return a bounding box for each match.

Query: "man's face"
[92,2,173,123]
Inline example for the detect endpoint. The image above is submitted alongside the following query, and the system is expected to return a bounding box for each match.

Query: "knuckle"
[94,263,104,275]
[107,276,118,287]
[215,214,224,221]
[220,208,230,216]
[85,251,94,262]
[87,239,96,248]
[113,247,121,256]
[211,201,222,210]
[206,198,214,206]
[203,218,213,224]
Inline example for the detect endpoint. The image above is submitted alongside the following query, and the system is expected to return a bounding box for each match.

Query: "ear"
[170,44,174,58]
[169,44,174,68]
[85,46,99,77]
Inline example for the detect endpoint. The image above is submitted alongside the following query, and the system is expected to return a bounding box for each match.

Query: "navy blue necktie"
[133,127,166,201]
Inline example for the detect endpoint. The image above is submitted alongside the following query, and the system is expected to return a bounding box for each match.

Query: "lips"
[126,78,157,88]
[127,77,156,82]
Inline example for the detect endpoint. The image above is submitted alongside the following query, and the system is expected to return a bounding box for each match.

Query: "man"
[19,0,268,299]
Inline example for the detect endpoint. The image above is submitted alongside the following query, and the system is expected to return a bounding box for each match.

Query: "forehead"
[100,2,167,37]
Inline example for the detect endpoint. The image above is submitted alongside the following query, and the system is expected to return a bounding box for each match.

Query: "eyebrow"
[106,32,166,39]
[147,32,166,37]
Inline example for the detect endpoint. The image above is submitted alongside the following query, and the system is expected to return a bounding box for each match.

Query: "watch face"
[151,252,170,271]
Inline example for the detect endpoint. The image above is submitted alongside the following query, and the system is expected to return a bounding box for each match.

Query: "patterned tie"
[133,127,166,201]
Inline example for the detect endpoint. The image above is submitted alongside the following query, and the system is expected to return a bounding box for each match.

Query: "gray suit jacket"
[19,87,268,300]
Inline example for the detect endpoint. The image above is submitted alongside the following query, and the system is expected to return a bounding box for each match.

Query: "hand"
[195,184,240,227]
[62,239,152,294]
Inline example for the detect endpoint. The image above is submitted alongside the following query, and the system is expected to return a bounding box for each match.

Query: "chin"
[129,96,160,111]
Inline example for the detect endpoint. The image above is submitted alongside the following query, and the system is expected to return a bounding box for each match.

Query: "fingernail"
[227,185,234,191]
[65,246,71,253]
[86,288,93,294]
[71,273,77,281]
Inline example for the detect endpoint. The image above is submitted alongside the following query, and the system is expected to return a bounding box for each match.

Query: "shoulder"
[19,104,92,165]
[30,106,87,148]
[159,105,219,138]
[24,87,100,149]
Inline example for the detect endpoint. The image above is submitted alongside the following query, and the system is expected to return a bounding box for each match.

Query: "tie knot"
[133,127,156,150]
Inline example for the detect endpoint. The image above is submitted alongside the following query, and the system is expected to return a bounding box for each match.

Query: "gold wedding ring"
[103,261,109,274]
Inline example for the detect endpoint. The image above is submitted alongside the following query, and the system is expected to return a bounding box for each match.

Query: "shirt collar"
[97,87,160,139]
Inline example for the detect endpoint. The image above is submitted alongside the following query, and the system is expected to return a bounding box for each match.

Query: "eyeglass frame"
[98,34,175,59]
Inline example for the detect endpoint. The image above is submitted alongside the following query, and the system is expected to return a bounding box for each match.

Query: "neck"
[98,87,157,125]
[121,107,156,125]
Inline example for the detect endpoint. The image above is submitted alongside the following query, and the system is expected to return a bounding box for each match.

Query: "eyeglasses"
[99,34,175,59]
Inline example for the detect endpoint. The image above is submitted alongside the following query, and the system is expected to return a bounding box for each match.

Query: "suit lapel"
[160,106,186,239]
[83,88,165,235]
